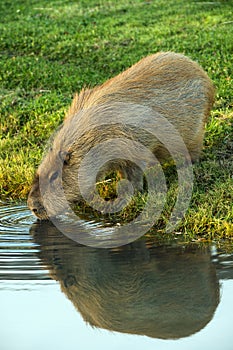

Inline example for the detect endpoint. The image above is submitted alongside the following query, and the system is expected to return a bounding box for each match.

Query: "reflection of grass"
[0,0,232,239]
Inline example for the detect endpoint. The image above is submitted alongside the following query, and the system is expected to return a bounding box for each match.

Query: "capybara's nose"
[27,197,48,220]
[31,207,38,215]
[27,198,38,214]
[27,196,36,211]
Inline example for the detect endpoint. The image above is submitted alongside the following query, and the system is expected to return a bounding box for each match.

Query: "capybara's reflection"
[31,221,219,339]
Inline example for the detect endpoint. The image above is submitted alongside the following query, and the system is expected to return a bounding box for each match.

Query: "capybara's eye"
[50,171,59,182]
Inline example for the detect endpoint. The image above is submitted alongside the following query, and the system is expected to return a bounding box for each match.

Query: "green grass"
[0,0,232,239]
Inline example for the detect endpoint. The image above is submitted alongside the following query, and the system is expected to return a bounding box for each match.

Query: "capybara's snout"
[27,175,48,220]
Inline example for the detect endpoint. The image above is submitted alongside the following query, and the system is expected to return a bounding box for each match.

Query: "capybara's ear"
[64,151,72,165]
[58,150,72,165]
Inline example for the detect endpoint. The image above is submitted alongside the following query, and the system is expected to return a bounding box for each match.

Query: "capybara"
[27,52,215,219]
[31,221,220,339]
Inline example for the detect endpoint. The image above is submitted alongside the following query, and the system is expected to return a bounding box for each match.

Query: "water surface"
[0,203,233,350]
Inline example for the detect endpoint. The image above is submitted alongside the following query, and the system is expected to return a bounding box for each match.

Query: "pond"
[0,203,233,350]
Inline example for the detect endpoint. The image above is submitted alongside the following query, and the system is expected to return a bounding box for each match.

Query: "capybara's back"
[67,52,214,161]
[27,52,215,219]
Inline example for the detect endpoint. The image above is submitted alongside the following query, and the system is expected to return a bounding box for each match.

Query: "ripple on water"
[0,203,35,232]
[0,203,51,287]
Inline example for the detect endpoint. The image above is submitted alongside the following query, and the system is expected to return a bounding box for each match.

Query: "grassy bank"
[0,0,232,239]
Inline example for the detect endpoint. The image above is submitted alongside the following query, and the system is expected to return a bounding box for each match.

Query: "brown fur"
[31,222,220,340]
[27,52,214,219]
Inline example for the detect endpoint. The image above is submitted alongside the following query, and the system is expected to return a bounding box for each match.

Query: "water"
[1,203,233,350]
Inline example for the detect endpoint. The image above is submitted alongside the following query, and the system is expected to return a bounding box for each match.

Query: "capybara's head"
[31,222,220,340]
[27,118,87,220]
[27,103,149,220]
[27,145,74,220]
